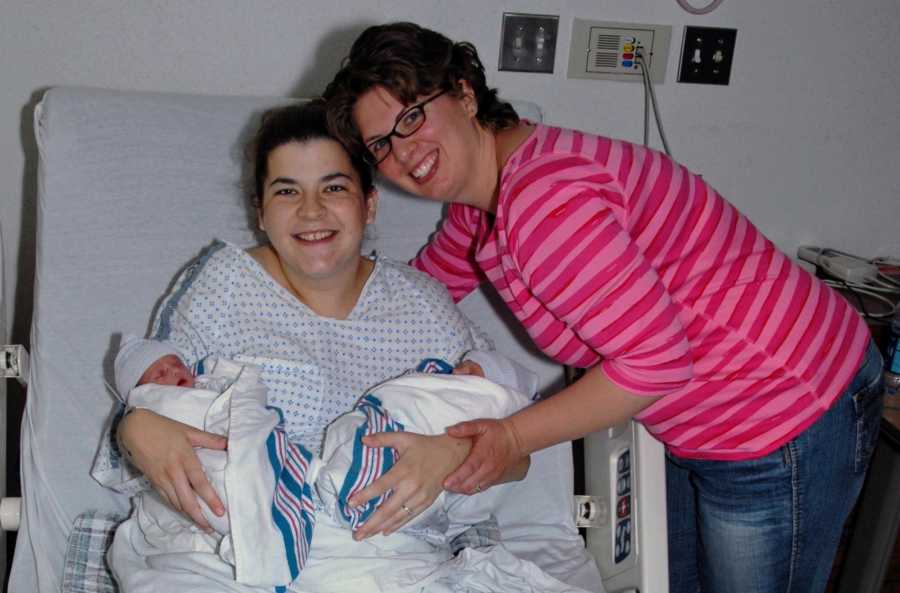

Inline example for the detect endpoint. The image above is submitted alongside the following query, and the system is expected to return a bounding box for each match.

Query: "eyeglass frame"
[362,89,449,166]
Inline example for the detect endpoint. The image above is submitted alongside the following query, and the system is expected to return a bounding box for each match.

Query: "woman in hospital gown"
[107,100,583,593]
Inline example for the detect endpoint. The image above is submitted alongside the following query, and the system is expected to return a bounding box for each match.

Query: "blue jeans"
[667,341,884,593]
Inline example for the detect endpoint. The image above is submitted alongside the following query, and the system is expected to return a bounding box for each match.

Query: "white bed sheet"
[10,86,603,593]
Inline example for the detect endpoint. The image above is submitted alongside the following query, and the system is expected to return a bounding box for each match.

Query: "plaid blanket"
[61,511,124,593]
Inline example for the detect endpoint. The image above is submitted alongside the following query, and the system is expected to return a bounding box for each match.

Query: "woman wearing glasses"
[324,22,884,593]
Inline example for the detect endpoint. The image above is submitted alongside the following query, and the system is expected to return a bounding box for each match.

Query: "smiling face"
[138,355,195,388]
[352,84,494,209]
[258,138,377,293]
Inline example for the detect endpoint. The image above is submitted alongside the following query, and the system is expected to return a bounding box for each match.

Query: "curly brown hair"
[324,22,519,157]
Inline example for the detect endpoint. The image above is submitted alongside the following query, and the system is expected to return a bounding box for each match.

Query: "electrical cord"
[820,248,900,293]
[872,257,900,288]
[806,247,900,319]
[835,279,872,320]
[676,0,725,15]
[634,47,673,157]
[642,60,650,147]
[879,272,900,288]
[823,279,897,319]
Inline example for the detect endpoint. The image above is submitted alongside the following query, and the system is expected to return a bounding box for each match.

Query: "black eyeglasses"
[363,89,448,166]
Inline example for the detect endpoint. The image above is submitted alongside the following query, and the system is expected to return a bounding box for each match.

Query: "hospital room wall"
[2,1,900,345]
[1,3,900,408]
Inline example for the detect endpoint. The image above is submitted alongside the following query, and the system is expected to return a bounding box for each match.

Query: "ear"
[256,208,265,232]
[364,188,379,224]
[457,79,478,118]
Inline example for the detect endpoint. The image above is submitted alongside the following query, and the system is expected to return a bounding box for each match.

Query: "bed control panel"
[614,449,633,564]
[583,421,639,579]
[583,420,669,593]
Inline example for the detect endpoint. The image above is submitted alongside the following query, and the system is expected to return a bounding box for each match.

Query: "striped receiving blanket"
[108,358,321,590]
[317,361,534,541]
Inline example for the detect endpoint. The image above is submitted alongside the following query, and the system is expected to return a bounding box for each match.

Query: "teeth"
[411,152,437,179]
[296,230,335,241]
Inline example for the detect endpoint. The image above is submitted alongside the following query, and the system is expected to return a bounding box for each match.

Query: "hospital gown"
[93,240,491,491]
[153,240,492,454]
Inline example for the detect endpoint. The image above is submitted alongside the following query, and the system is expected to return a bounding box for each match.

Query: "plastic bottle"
[886,309,900,396]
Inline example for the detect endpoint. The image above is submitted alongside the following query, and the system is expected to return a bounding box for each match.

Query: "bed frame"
[1,86,668,593]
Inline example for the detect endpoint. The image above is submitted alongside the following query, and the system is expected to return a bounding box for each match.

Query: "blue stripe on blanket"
[265,425,317,586]
[337,394,405,530]
[415,358,454,374]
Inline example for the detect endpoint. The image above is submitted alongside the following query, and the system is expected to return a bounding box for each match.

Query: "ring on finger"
[475,484,482,493]
[400,503,413,516]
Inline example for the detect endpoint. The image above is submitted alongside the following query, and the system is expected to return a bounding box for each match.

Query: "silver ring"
[400,503,413,516]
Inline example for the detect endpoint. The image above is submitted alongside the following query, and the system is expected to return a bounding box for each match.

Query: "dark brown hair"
[248,99,374,209]
[324,22,519,155]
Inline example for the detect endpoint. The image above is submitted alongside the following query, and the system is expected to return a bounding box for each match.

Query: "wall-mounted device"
[677,26,737,85]
[499,13,559,74]
[566,20,671,84]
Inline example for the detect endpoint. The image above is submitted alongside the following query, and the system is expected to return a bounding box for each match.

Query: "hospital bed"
[2,86,668,593]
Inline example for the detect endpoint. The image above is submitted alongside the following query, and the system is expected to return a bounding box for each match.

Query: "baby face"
[138,354,195,388]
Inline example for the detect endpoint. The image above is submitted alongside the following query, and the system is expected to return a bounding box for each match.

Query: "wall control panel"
[567,20,671,84]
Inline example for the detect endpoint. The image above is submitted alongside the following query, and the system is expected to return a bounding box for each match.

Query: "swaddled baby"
[111,335,536,589]
[112,335,312,583]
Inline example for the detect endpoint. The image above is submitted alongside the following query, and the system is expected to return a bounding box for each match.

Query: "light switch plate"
[677,26,737,85]
[499,13,559,74]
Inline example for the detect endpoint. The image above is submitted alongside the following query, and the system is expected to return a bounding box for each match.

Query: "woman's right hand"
[118,408,227,529]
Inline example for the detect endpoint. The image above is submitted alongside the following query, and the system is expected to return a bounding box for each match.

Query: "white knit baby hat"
[114,334,184,398]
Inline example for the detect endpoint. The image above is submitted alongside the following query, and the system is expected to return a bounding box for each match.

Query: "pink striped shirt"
[413,124,870,460]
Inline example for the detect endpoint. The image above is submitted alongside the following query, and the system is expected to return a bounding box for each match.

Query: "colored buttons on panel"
[622,37,636,69]
[614,449,633,564]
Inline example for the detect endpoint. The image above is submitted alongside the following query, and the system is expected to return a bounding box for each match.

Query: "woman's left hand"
[349,431,471,540]
[442,417,526,495]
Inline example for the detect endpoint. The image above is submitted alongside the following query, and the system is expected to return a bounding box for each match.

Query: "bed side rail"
[0,497,20,531]
[1,343,26,532]
[2,345,29,386]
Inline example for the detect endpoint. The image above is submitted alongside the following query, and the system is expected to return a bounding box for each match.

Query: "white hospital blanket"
[111,362,592,593]
[112,512,589,593]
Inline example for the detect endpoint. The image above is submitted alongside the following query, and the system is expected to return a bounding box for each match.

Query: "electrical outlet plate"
[499,13,559,74]
[677,26,737,85]
[567,19,671,84]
